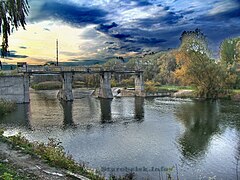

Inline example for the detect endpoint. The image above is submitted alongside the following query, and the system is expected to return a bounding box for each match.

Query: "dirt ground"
[0,141,89,180]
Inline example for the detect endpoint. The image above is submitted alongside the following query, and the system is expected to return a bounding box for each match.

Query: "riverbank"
[0,131,104,180]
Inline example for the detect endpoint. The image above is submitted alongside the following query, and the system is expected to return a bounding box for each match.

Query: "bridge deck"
[17,66,143,74]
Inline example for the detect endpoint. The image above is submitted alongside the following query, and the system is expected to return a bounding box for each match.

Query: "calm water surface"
[1,90,240,179]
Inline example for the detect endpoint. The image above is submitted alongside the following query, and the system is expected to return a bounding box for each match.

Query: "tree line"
[105,29,240,99]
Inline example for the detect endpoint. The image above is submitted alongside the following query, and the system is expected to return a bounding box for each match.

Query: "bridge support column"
[135,71,145,96]
[23,74,30,103]
[98,71,113,99]
[58,72,73,101]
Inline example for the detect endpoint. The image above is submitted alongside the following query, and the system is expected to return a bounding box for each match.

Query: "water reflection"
[100,97,145,123]
[235,139,240,180]
[176,101,221,160]
[0,104,32,129]
[60,101,76,129]
[1,91,240,179]
[100,99,112,122]
[134,97,144,121]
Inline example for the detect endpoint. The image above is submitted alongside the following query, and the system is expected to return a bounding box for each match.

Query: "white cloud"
[208,1,239,15]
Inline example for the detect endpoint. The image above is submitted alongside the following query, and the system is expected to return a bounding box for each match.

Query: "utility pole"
[56,39,59,66]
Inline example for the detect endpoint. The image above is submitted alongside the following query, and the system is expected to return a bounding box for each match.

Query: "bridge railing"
[17,65,142,73]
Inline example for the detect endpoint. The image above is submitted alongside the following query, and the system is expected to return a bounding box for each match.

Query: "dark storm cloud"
[28,0,240,58]
[19,46,27,49]
[179,10,195,16]
[137,11,183,28]
[111,33,131,39]
[107,43,142,53]
[133,0,152,6]
[119,0,152,7]
[127,37,167,45]
[105,42,115,45]
[96,24,131,40]
[96,22,118,33]
[30,1,108,26]
[7,50,28,59]
[43,28,50,31]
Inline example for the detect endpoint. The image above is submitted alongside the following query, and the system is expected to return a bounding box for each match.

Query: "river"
[0,89,240,179]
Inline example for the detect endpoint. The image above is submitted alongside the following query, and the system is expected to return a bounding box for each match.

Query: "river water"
[1,90,240,179]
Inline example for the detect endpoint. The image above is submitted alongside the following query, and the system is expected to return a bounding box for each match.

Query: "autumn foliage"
[174,29,228,99]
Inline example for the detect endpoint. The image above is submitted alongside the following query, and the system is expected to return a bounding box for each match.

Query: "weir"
[0,66,145,103]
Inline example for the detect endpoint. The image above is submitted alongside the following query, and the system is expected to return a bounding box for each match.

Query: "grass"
[0,131,139,180]
[31,81,62,90]
[0,131,104,180]
[0,71,5,76]
[0,100,16,116]
[73,81,86,88]
[0,162,37,180]
[233,89,240,93]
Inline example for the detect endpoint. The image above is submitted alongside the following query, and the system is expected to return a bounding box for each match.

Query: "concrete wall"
[0,75,30,103]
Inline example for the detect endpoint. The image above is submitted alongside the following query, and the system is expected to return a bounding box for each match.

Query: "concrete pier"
[98,71,113,99]
[135,72,145,96]
[23,74,30,103]
[0,75,30,103]
[57,72,74,101]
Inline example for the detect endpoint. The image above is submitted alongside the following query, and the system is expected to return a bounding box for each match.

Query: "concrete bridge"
[1,66,144,103]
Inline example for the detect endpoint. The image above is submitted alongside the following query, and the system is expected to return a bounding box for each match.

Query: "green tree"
[180,28,210,56]
[175,29,227,99]
[126,51,177,85]
[220,37,240,88]
[154,51,176,85]
[0,0,29,57]
[220,39,236,65]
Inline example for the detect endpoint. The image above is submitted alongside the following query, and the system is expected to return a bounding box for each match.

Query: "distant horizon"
[1,0,240,64]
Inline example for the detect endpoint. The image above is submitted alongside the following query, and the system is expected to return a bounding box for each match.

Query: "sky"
[1,0,240,64]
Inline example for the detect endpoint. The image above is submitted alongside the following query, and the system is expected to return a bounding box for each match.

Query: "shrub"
[145,80,157,93]
[4,134,104,180]
[120,78,134,88]
[0,71,5,76]
[31,81,62,90]
[1,172,13,180]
